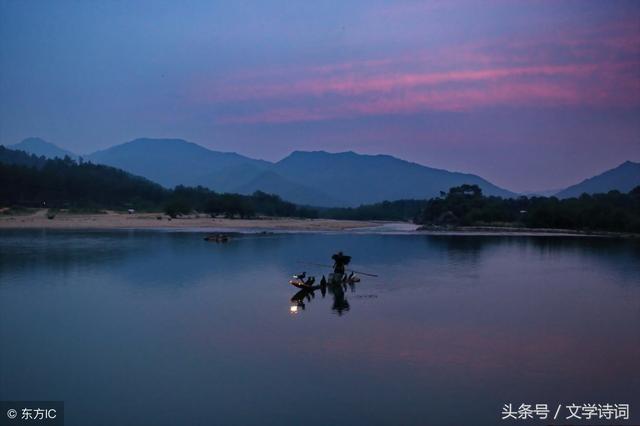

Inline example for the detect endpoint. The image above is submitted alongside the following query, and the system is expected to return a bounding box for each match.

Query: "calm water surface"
[1,230,639,425]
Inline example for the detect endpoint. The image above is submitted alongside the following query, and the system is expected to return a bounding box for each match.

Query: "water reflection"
[1,230,639,426]
[289,252,366,315]
[289,277,356,315]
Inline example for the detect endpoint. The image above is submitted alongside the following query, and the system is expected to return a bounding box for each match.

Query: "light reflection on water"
[0,230,639,425]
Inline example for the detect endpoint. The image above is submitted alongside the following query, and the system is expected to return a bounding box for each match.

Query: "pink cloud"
[215,63,610,100]
[213,67,639,124]
[187,17,640,124]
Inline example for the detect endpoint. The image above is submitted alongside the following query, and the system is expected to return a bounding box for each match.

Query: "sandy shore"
[1,210,635,237]
[416,225,639,238]
[0,210,376,231]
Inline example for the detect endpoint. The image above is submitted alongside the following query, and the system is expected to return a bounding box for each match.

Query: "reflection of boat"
[328,272,360,285]
[289,287,317,314]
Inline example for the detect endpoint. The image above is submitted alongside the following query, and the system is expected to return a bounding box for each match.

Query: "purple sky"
[1,0,639,192]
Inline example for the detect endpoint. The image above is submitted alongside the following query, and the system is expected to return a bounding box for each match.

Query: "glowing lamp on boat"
[290,305,299,314]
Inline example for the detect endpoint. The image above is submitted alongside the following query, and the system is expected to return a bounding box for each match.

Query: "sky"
[0,0,639,192]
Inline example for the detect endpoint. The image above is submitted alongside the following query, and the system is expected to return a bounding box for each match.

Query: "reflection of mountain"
[4,231,637,426]
[0,231,286,289]
[0,230,136,278]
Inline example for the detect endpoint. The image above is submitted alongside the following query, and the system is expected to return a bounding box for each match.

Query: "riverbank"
[416,224,640,238]
[0,210,376,231]
[1,210,637,237]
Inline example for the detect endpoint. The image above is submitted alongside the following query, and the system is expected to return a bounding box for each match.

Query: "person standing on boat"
[332,251,351,274]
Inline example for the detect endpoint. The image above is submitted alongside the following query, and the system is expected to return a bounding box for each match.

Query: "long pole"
[296,261,379,277]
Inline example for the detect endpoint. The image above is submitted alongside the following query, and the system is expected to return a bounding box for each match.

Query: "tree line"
[415,184,640,233]
[317,199,426,221]
[163,186,317,219]
[0,147,316,218]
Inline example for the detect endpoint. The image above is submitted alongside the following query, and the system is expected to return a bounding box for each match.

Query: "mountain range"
[88,138,514,206]
[5,137,639,206]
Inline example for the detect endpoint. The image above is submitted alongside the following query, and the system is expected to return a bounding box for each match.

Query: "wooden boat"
[289,279,320,290]
[289,274,319,290]
[289,280,316,290]
[290,273,359,289]
[203,234,229,243]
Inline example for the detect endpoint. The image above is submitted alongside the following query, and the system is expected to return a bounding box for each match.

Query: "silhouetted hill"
[555,161,640,198]
[273,151,515,206]
[0,146,314,218]
[84,139,514,206]
[87,138,270,189]
[0,145,49,167]
[233,170,340,206]
[9,137,76,159]
[414,184,640,233]
[0,146,166,209]
[200,162,269,192]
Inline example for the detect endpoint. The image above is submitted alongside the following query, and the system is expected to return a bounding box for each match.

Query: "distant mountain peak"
[555,160,640,198]
[281,149,404,165]
[115,137,203,150]
[21,136,48,144]
[15,137,58,149]
[87,137,270,189]
[9,137,76,159]
[108,137,247,158]
[275,148,514,205]
[287,149,371,157]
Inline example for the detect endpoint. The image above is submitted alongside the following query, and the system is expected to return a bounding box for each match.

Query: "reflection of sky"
[1,231,639,425]
[1,1,639,191]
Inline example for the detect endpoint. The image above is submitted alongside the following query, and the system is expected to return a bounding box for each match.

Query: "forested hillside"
[0,146,315,217]
[416,184,640,233]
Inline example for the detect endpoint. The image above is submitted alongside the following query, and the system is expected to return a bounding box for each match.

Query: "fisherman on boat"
[331,251,351,274]
[288,251,372,315]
